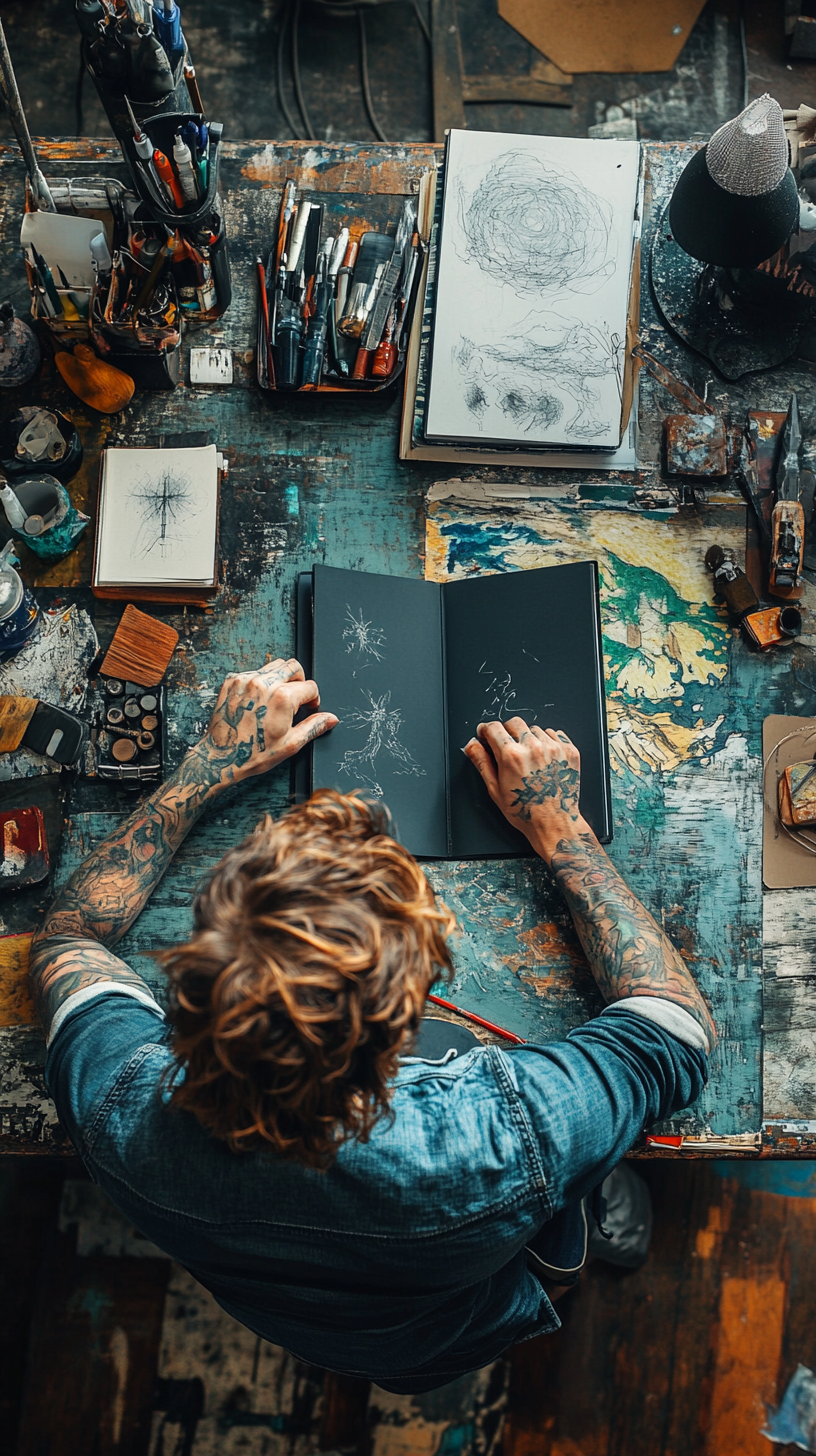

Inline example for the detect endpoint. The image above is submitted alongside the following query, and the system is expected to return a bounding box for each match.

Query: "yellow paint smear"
[371,1419,450,1456]
[0,933,36,1026]
[695,1202,725,1260]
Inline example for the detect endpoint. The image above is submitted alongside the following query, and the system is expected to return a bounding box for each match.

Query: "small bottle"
[173,130,199,203]
[0,301,41,388]
[0,542,40,663]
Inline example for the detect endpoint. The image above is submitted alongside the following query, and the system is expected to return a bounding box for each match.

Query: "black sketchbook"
[294,562,613,859]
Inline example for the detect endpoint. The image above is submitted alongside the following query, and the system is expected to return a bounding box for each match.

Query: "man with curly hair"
[31,659,713,1393]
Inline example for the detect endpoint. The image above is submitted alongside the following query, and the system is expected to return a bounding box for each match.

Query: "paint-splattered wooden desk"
[0,138,814,1157]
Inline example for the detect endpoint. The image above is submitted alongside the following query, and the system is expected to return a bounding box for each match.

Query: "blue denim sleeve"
[506,1009,708,1210]
[45,994,169,1159]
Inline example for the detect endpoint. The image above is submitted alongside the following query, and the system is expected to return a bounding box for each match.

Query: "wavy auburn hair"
[159,790,455,1167]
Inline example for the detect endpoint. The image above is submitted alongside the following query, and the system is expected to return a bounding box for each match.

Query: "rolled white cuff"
[601,996,711,1056]
[47,982,165,1048]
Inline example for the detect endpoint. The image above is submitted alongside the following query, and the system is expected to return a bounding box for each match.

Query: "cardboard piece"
[763,714,816,889]
[497,0,707,75]
[0,933,35,1028]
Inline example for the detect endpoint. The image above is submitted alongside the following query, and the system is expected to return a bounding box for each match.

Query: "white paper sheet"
[425,131,640,451]
[95,445,219,586]
[20,212,102,289]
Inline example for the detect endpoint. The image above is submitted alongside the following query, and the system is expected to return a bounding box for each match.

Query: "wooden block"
[100,605,179,688]
[0,933,36,1027]
[0,696,38,752]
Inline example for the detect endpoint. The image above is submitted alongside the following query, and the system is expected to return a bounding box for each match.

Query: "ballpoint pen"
[302,240,333,386]
[276,268,306,389]
[152,147,185,209]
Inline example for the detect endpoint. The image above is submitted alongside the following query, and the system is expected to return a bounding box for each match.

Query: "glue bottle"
[173,130,199,203]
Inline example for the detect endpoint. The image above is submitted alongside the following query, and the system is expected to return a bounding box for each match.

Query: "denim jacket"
[46,993,706,1392]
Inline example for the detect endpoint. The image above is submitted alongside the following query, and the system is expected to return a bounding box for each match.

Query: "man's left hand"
[195,658,338,787]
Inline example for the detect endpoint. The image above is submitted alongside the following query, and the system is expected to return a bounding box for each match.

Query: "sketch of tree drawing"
[343,606,386,661]
[132,468,201,561]
[455,150,616,297]
[337,690,425,798]
[453,314,620,440]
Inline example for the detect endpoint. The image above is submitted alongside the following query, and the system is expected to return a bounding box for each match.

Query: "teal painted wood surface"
[1,138,815,1152]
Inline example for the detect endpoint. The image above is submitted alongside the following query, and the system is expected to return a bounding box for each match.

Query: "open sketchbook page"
[425,131,640,451]
[96,445,219,586]
[443,562,613,856]
[310,566,448,857]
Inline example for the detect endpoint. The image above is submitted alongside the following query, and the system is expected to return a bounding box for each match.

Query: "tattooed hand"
[464,718,589,863]
[195,658,338,788]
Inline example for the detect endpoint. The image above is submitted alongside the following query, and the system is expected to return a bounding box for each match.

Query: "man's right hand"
[464,718,592,864]
[195,658,338,789]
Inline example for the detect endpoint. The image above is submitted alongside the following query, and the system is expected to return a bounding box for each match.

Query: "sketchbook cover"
[305,563,612,858]
[95,445,219,587]
[424,130,640,452]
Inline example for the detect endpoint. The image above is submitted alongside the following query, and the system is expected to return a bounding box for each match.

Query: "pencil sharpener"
[87,679,167,789]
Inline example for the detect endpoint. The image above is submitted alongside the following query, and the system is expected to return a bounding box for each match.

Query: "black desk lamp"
[652,95,809,379]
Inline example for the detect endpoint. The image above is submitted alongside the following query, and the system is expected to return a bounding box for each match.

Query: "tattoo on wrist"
[511,764,580,820]
[550,834,715,1043]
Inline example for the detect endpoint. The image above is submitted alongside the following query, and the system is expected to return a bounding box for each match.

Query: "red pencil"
[427,993,525,1045]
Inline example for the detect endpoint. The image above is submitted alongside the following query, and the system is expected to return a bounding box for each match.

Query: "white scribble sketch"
[337,690,425,798]
[479,663,535,721]
[133,468,200,561]
[453,316,623,440]
[343,606,386,661]
[455,149,616,297]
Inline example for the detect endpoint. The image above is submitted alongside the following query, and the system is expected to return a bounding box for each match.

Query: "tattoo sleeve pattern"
[29,746,224,1029]
[550,833,716,1045]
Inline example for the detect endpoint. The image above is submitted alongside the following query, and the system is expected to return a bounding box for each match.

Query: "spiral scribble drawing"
[456,150,616,297]
[337,690,425,798]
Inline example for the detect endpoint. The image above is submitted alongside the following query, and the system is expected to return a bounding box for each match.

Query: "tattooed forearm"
[32,746,223,950]
[551,832,716,1045]
[28,940,153,1031]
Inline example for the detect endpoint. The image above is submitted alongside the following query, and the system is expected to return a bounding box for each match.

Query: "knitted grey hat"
[706,94,789,197]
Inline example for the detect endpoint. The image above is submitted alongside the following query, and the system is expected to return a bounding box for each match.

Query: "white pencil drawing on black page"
[455,150,616,296]
[343,606,386,661]
[479,664,535,722]
[337,690,425,798]
[133,468,201,561]
[453,317,623,441]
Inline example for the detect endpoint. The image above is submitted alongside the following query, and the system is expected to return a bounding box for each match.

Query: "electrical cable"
[75,49,85,137]
[292,0,317,140]
[358,7,389,142]
[276,0,303,139]
[738,0,749,111]
[411,0,430,46]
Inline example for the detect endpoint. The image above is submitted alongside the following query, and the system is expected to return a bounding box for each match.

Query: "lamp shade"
[669,94,799,268]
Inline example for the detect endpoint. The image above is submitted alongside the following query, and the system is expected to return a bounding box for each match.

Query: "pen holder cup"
[22,176,129,346]
[133,114,231,320]
[80,38,192,167]
[91,290,181,392]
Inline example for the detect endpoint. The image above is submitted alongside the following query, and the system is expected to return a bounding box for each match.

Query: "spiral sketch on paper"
[337,690,425,798]
[343,606,386,661]
[456,150,616,297]
[453,318,624,440]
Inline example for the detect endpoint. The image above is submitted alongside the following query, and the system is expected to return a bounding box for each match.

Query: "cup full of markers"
[258,180,422,394]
